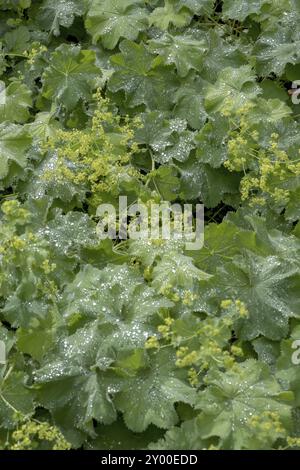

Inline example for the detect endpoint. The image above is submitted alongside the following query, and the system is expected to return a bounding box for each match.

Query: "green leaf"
[149,417,206,450]
[222,0,272,21]
[32,260,181,435]
[114,349,197,432]
[191,220,245,273]
[0,122,31,180]
[195,115,230,168]
[205,66,261,114]
[178,158,241,208]
[34,322,119,435]
[199,29,248,80]
[136,111,195,163]
[252,337,280,366]
[16,310,62,362]
[152,253,211,291]
[26,112,61,141]
[61,264,172,325]
[0,372,35,428]
[109,40,179,110]
[42,44,100,111]
[86,0,148,49]
[193,214,300,273]
[245,98,292,124]
[201,252,300,340]
[37,0,86,36]
[128,236,185,268]
[148,33,207,77]
[0,48,7,78]
[4,25,30,53]
[177,0,214,15]
[135,111,174,150]
[151,165,180,201]
[173,75,207,129]
[286,188,300,221]
[0,0,31,10]
[18,152,87,204]
[38,211,100,260]
[260,79,289,102]
[196,360,293,449]
[149,0,192,30]
[256,37,300,76]
[0,325,15,362]
[85,419,163,450]
[254,10,300,75]
[0,81,32,123]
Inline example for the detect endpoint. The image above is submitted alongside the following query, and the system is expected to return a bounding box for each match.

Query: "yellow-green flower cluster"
[230,344,244,358]
[167,314,239,373]
[286,436,300,448]
[157,316,175,338]
[24,43,47,65]
[11,420,71,450]
[224,106,300,207]
[2,200,31,225]
[43,91,142,208]
[145,336,160,349]
[221,299,249,319]
[158,283,181,302]
[41,259,56,274]
[176,348,198,368]
[143,297,250,386]
[187,367,199,387]
[145,317,176,351]
[182,290,198,306]
[0,202,59,300]
[248,411,286,443]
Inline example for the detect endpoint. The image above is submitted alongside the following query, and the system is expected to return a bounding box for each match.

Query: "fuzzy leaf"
[0,81,32,123]
[109,40,179,109]
[42,44,100,110]
[86,0,148,49]
[37,0,86,36]
[0,122,31,179]
[149,0,192,30]
[196,360,293,449]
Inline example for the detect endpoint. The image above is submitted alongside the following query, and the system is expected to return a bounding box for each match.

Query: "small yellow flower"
[220,299,233,309]
[145,336,160,349]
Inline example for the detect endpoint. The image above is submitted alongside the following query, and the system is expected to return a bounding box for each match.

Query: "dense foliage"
[1,0,300,451]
